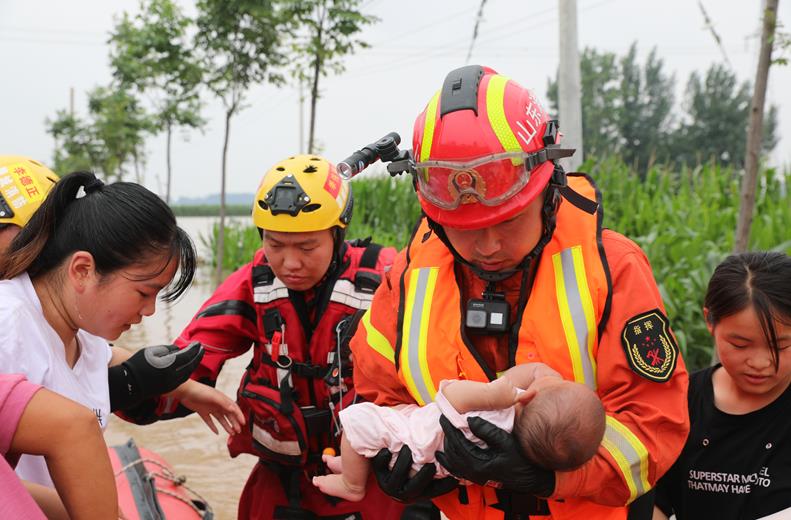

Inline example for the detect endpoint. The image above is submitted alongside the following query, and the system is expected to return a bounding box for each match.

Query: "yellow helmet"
[0,156,59,228]
[252,155,353,232]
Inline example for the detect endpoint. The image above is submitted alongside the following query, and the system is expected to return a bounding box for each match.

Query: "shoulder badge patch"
[621,309,678,383]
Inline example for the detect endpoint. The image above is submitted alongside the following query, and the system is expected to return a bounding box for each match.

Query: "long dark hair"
[0,171,196,301]
[705,251,791,370]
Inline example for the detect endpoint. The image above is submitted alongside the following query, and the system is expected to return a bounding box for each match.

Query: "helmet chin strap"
[328,226,347,275]
[428,165,565,284]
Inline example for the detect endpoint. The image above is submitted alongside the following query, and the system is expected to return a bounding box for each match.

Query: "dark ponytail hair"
[0,171,196,302]
[704,251,791,370]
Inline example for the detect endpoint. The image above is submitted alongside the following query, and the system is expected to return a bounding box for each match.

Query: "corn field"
[203,161,791,370]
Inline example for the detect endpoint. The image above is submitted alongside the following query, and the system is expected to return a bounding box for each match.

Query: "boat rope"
[114,457,214,518]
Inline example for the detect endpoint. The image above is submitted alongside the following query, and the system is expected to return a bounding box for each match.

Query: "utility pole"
[69,87,75,117]
[558,0,583,171]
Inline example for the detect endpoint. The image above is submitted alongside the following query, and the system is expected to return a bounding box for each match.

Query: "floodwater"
[104,216,256,520]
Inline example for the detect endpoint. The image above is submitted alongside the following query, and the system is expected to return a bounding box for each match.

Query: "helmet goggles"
[414,147,574,210]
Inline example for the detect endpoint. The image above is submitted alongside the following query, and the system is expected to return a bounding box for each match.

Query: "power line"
[345,0,618,79]
[466,0,489,64]
[368,5,479,47]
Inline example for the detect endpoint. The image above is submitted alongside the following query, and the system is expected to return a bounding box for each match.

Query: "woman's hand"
[174,380,245,435]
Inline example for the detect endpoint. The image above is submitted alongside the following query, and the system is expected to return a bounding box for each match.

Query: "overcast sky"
[1,0,789,201]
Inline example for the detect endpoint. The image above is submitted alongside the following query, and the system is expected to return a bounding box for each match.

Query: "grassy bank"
[171,204,251,217]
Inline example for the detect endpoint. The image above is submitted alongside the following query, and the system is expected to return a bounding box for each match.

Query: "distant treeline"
[170,204,251,217]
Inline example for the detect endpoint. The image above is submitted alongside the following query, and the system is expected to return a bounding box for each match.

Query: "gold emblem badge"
[621,309,679,383]
[449,169,486,205]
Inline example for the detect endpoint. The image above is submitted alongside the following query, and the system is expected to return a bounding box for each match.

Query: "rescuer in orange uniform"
[349,65,690,519]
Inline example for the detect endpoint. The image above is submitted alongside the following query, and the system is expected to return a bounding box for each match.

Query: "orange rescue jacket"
[351,174,690,520]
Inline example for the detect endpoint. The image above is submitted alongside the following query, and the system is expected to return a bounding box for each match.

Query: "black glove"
[372,445,458,503]
[436,415,556,497]
[109,342,204,411]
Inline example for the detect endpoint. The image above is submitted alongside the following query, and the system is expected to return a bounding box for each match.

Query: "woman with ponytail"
[0,171,244,493]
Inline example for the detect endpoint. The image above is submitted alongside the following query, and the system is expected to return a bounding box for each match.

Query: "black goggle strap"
[523,146,576,172]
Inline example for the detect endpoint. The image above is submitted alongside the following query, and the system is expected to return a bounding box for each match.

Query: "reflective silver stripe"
[406,268,435,405]
[252,423,301,456]
[253,278,288,304]
[328,279,375,310]
[560,248,596,390]
[254,278,375,309]
[604,420,649,498]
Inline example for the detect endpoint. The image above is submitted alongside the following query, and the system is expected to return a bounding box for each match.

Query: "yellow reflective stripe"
[553,246,597,390]
[571,246,599,381]
[420,91,441,162]
[417,268,438,402]
[361,309,394,365]
[553,252,585,385]
[400,268,438,405]
[401,270,424,404]
[485,75,522,165]
[603,416,651,503]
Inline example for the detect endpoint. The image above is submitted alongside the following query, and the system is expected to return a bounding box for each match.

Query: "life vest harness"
[229,240,385,485]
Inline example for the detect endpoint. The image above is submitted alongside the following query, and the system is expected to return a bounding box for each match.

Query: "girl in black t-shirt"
[654,251,791,520]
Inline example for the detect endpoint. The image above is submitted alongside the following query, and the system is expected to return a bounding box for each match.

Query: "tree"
[671,64,777,170]
[109,0,205,203]
[283,0,377,153]
[48,111,99,175]
[47,87,153,181]
[734,0,781,253]
[616,45,675,171]
[548,47,620,160]
[547,43,674,172]
[195,0,288,284]
[547,43,779,175]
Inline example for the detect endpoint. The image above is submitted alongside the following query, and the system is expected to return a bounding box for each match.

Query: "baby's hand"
[177,380,245,435]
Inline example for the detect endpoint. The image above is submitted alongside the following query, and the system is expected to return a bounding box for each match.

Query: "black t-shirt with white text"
[655,365,791,519]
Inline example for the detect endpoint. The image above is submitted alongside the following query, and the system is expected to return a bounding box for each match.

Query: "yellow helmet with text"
[252,155,353,233]
[0,156,59,228]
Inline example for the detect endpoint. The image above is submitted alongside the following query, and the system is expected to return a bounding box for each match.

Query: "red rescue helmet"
[412,65,572,230]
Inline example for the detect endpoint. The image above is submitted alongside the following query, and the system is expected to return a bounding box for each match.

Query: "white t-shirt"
[0,272,112,487]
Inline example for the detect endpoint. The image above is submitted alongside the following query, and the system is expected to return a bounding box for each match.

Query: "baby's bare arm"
[441,378,517,414]
[500,362,561,389]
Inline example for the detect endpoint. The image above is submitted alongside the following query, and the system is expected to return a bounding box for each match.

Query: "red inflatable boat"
[109,439,213,520]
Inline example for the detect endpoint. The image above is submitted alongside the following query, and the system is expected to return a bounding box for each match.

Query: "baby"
[313,362,605,501]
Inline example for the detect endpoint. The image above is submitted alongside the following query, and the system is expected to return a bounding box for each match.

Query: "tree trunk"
[558,0,584,171]
[299,81,305,152]
[733,0,778,253]
[134,154,142,184]
[216,108,233,286]
[307,13,323,155]
[165,122,173,204]
[308,55,321,154]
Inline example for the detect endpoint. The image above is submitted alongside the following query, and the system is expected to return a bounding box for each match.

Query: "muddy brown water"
[104,217,255,520]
